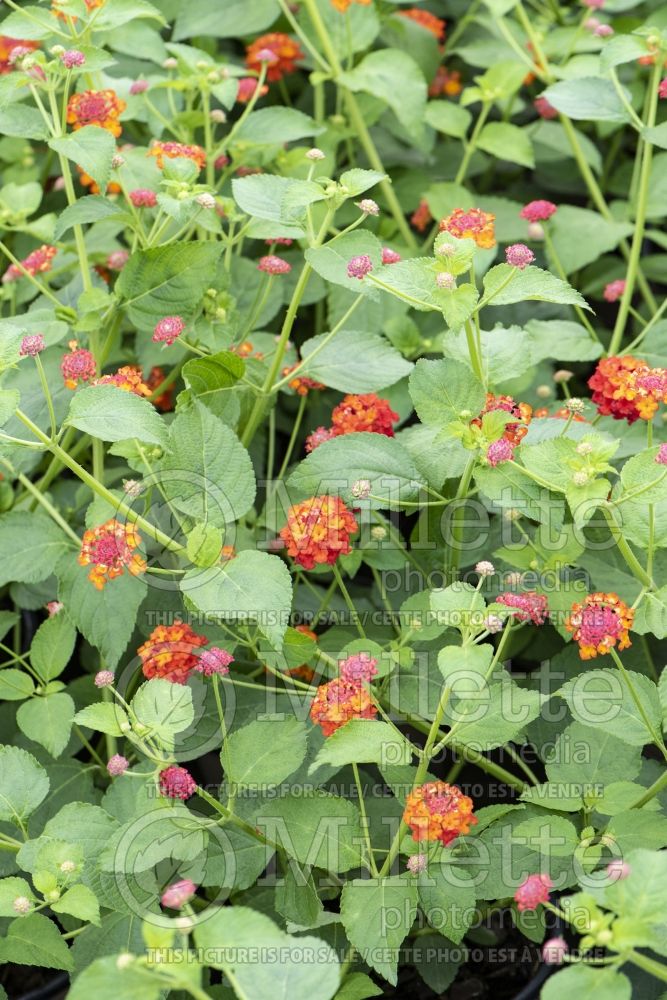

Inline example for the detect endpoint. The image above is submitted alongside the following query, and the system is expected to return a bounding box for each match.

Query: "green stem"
[455,102,491,185]
[542,229,600,343]
[610,647,667,757]
[34,355,57,441]
[603,506,653,589]
[352,762,378,875]
[447,457,477,583]
[271,293,364,392]
[332,562,365,638]
[626,950,667,983]
[274,394,307,482]
[464,321,484,383]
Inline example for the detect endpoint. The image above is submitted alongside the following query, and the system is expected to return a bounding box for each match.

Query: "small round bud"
[162,57,178,70]
[351,479,371,499]
[435,242,456,258]
[576,442,593,456]
[116,954,134,970]
[572,470,589,487]
[357,198,379,216]
[59,860,76,874]
[475,561,495,576]
[123,479,144,497]
[94,670,115,688]
[542,937,568,965]
[210,109,227,124]
[484,614,504,634]
[12,896,31,915]
[536,385,551,399]
[553,369,573,383]
[111,154,125,169]
[370,525,387,541]
[407,854,427,874]
[196,193,216,209]
[436,271,456,290]
[566,397,586,414]
[306,148,325,161]
[606,859,631,880]
[107,754,129,777]
[527,222,544,240]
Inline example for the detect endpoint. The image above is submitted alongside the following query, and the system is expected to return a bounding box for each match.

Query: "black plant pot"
[15,973,69,1000]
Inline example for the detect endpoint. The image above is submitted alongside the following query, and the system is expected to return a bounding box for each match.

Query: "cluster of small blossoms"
[61,342,96,389]
[496,592,549,625]
[61,49,86,68]
[339,652,378,683]
[657,444,667,466]
[403,782,477,846]
[78,520,146,590]
[534,96,558,119]
[0,36,39,75]
[19,334,45,357]
[93,366,150,397]
[429,66,462,98]
[153,315,185,346]
[138,622,209,684]
[382,247,401,265]
[258,255,291,275]
[3,244,57,283]
[565,592,634,659]
[520,199,557,223]
[159,765,197,800]
[280,364,325,397]
[107,250,129,272]
[439,208,496,248]
[237,77,269,103]
[67,90,126,136]
[192,647,234,677]
[129,188,157,208]
[411,199,433,232]
[309,677,377,736]
[245,33,304,80]
[347,254,374,280]
[398,8,446,41]
[604,279,626,303]
[161,879,197,909]
[589,355,667,422]
[514,874,552,911]
[505,244,535,269]
[306,393,399,452]
[107,754,129,777]
[279,495,358,570]
[149,141,207,172]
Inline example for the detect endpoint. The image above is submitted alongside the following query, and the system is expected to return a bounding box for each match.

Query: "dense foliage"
[0,0,666,998]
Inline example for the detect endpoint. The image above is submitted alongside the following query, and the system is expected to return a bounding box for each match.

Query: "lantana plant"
[0,1,666,999]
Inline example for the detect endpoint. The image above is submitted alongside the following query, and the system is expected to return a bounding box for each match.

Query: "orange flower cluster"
[77,164,121,196]
[145,365,174,411]
[230,340,264,361]
[281,364,325,396]
[310,677,377,736]
[93,366,150,397]
[67,89,126,137]
[149,141,207,172]
[246,33,304,82]
[279,495,358,570]
[2,244,57,283]
[138,622,208,684]
[429,67,462,98]
[78,519,146,590]
[331,393,399,437]
[473,393,532,445]
[0,36,38,74]
[534,406,586,423]
[565,592,634,660]
[331,0,372,10]
[398,8,446,42]
[403,782,477,846]
[589,355,667,423]
[440,208,496,249]
[411,198,433,232]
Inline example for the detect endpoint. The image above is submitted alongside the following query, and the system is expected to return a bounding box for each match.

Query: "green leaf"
[99,798,203,874]
[339,168,387,197]
[0,106,50,141]
[512,814,579,856]
[234,107,324,145]
[67,956,162,1000]
[58,560,147,668]
[473,61,527,102]
[430,583,486,634]
[527,319,603,362]
[541,966,631,1000]
[541,77,632,123]
[275,859,323,926]
[299,328,413,393]
[418,868,476,945]
[306,232,383,297]
[0,746,49,824]
[232,174,326,229]
[477,122,534,168]
[0,669,33,701]
[340,50,427,142]
[0,512,71,588]
[158,401,255,525]
[0,6,61,38]
[116,242,223,332]
[182,550,292,650]
[340,877,418,984]
[0,913,73,971]
[181,350,244,418]
[483,264,591,310]
[256,791,365,873]
[174,0,279,38]
[49,127,116,194]
[66,385,167,446]
[17,693,75,758]
[438,643,493,683]
[54,196,124,241]
[548,206,632,274]
[475,461,565,526]
[93,0,164,28]
[30,613,77,683]
[0,878,36,917]
[194,906,340,999]
[409,358,486,428]
[424,101,472,139]
[309,719,413,773]
[335,972,383,1000]
[634,587,667,639]
[600,34,648,71]
[599,848,667,951]
[52,884,100,925]
[131,679,194,751]
[225,717,308,787]
[560,669,662,746]
[545,722,641,789]
[619,448,667,504]
[286,432,425,509]
[74,702,128,737]
[368,258,453,312]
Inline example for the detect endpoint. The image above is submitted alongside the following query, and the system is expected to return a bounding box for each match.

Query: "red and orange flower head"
[330,393,399,438]
[148,141,206,172]
[78,519,146,590]
[565,592,634,660]
[474,393,532,445]
[66,89,126,137]
[411,198,433,232]
[138,622,208,684]
[429,66,463,98]
[403,782,477,847]
[588,355,663,423]
[0,36,39,74]
[2,244,57,284]
[61,341,96,389]
[279,495,358,570]
[398,8,446,42]
[93,366,150,397]
[496,592,548,625]
[440,208,496,249]
[76,164,121,196]
[245,33,304,82]
[330,0,372,11]
[310,677,377,736]
[281,364,325,397]
[145,365,174,412]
